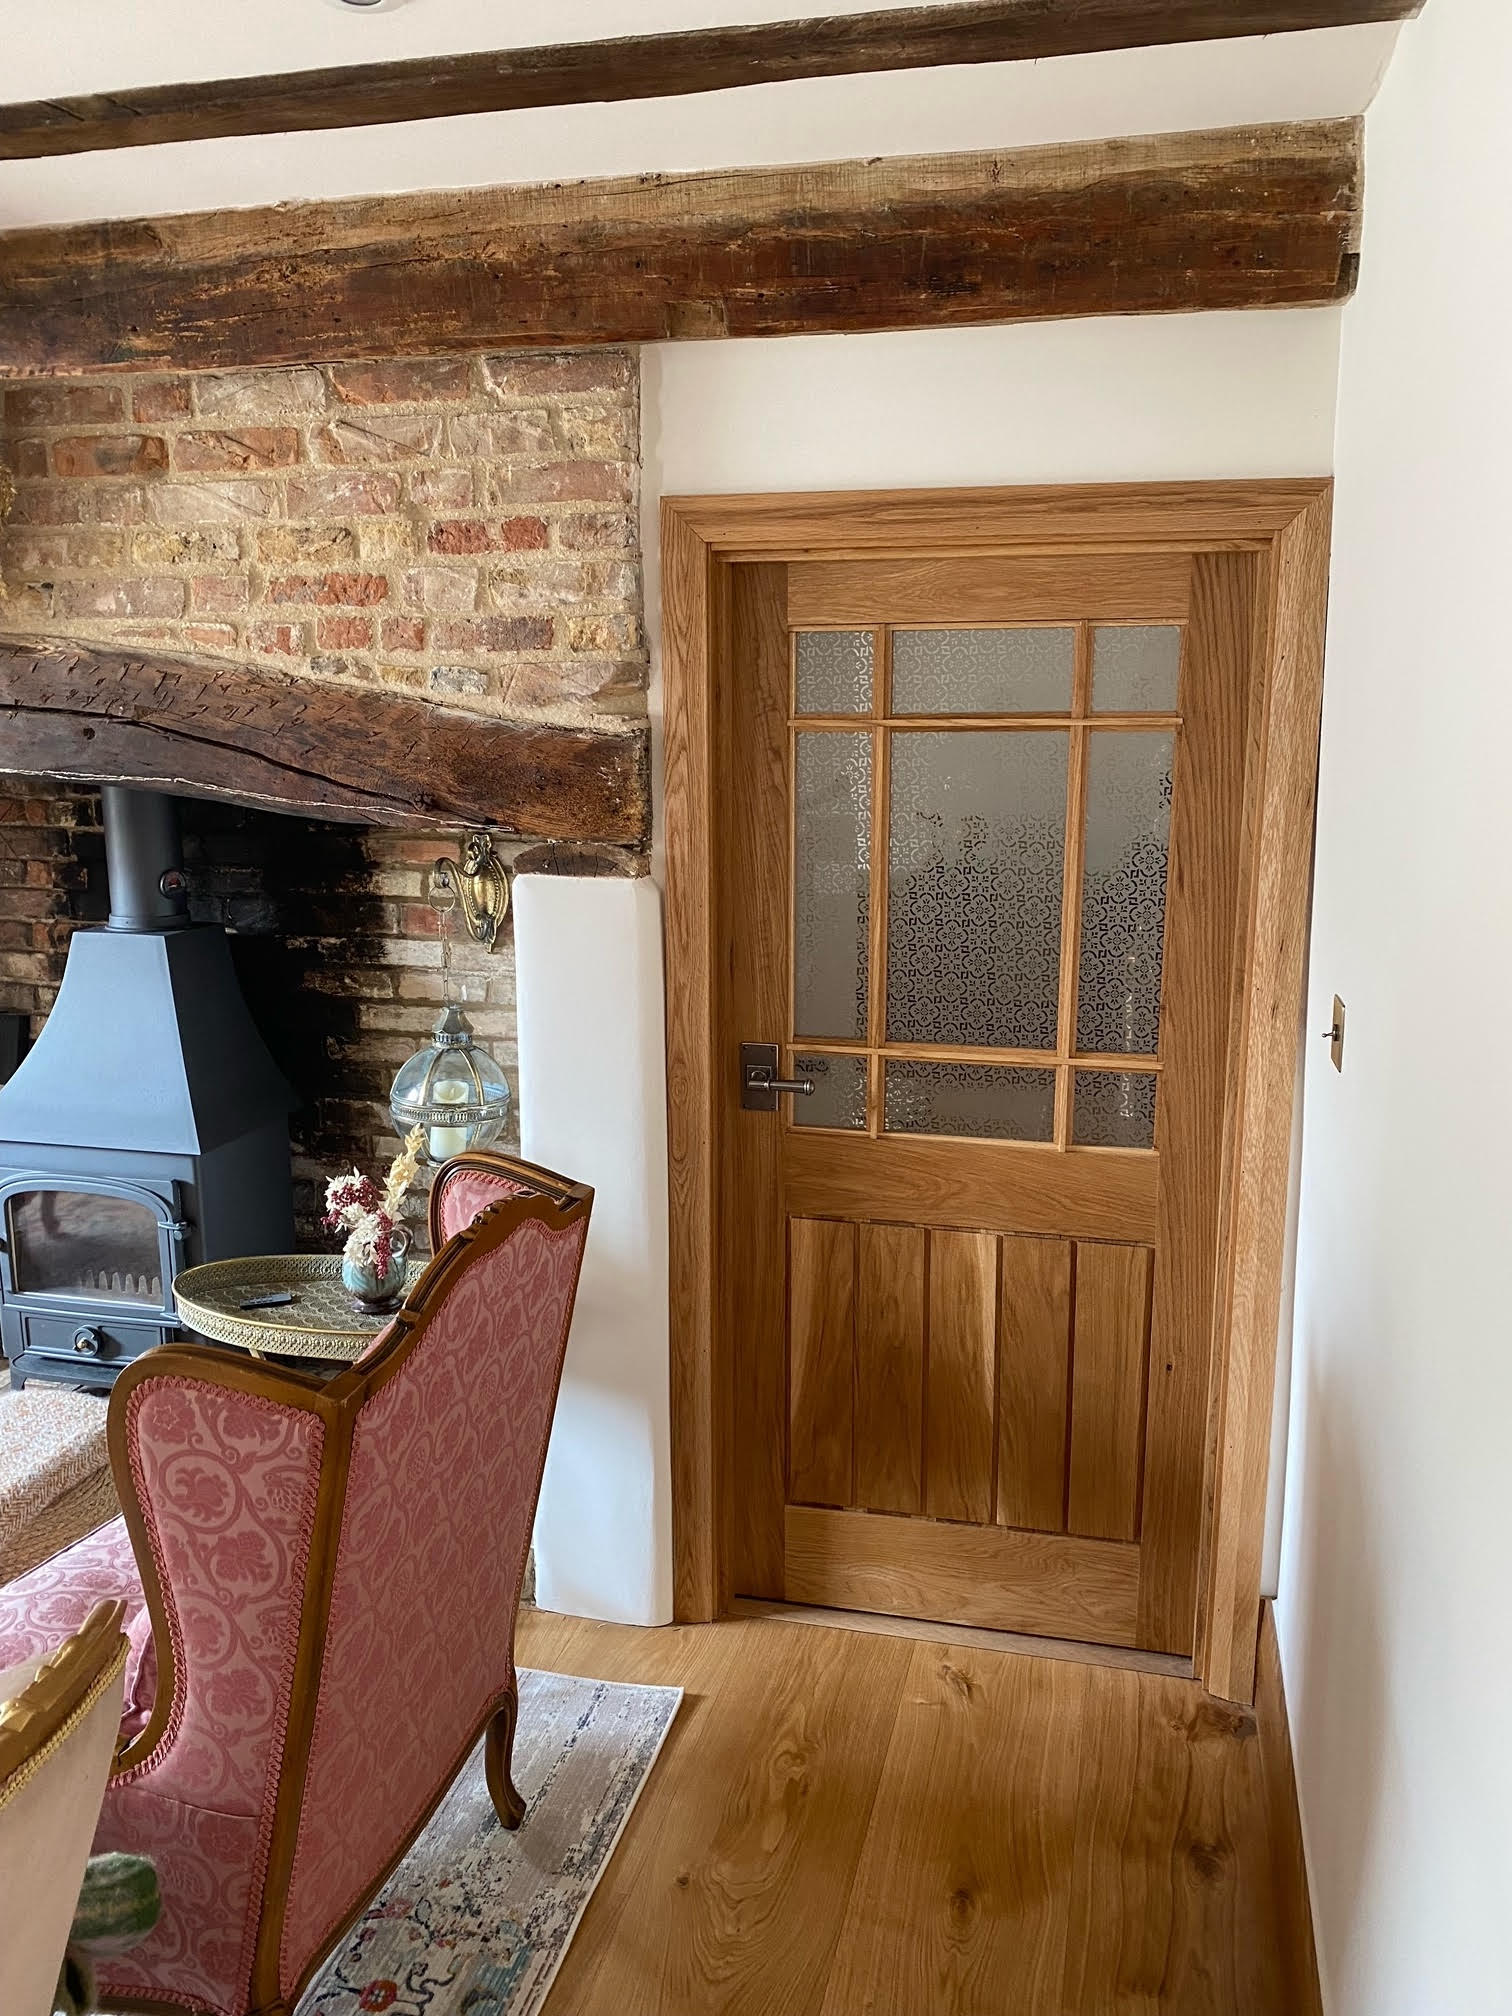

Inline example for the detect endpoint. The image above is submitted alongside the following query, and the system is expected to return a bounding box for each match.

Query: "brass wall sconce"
[431,831,510,951]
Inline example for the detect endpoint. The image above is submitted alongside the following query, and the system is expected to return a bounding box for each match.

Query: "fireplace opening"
[0,781,519,1387]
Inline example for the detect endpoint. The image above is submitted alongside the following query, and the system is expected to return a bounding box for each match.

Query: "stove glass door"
[6,1189,165,1305]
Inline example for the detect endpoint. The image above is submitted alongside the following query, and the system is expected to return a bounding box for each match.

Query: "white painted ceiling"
[0,4,1401,231]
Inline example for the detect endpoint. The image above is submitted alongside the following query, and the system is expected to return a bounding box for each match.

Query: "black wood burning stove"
[0,787,296,1389]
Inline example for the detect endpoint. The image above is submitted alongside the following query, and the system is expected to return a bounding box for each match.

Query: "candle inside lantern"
[428,1077,473,1161]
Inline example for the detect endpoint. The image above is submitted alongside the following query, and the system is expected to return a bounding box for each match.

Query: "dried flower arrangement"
[324,1126,426,1280]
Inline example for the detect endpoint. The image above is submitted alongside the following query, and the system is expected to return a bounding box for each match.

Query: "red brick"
[249,620,305,655]
[5,528,125,571]
[314,415,440,463]
[502,516,550,551]
[557,511,635,552]
[4,384,123,427]
[172,428,301,472]
[381,616,425,652]
[266,571,389,606]
[286,471,402,518]
[407,469,473,511]
[328,358,472,406]
[3,439,47,479]
[483,352,633,398]
[317,614,375,651]
[490,461,630,505]
[427,520,497,556]
[52,434,168,478]
[184,623,239,651]
[57,576,186,620]
[5,483,87,525]
[432,616,552,653]
[131,377,193,421]
[147,479,279,524]
[190,574,250,614]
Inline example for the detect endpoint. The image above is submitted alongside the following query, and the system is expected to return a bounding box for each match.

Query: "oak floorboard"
[520,1608,911,2015]
[820,1643,1089,2013]
[515,1607,1296,2014]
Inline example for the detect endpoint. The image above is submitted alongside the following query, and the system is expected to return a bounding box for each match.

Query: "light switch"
[1323,996,1346,1073]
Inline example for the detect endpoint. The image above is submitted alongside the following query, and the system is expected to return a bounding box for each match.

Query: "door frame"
[662,481,1332,1703]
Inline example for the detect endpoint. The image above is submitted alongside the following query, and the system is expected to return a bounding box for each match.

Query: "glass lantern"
[389,1003,511,1164]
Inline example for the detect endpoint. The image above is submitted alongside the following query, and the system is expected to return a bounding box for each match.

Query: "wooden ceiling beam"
[0,1,1420,161]
[0,636,649,842]
[0,121,1363,376]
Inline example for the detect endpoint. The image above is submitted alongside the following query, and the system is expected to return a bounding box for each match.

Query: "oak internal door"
[722,546,1257,1656]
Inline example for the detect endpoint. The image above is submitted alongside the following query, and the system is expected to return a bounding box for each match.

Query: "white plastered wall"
[1275,4,1512,2011]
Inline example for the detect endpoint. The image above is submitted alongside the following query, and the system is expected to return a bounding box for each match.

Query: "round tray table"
[173,1254,425,1363]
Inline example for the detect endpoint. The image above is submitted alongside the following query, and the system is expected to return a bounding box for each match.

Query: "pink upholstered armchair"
[0,1150,592,2016]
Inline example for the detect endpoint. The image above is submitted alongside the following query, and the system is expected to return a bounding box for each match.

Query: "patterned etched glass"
[1076,731,1174,1055]
[892,628,1074,715]
[884,1061,1055,1142]
[793,1053,868,1131]
[886,730,1067,1050]
[1093,626,1183,712]
[795,630,874,715]
[1073,1070,1158,1149]
[793,731,871,1041]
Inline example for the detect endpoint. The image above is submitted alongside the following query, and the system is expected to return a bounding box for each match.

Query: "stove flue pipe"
[101,786,189,933]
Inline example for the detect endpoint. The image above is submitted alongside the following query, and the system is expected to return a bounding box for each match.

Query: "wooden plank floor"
[518,1608,1291,2015]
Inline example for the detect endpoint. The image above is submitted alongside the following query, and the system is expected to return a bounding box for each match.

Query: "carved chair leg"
[485,1680,527,1830]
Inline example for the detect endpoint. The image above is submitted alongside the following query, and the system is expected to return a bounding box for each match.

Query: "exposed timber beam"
[0,636,648,843]
[0,121,1363,376]
[0,1,1420,161]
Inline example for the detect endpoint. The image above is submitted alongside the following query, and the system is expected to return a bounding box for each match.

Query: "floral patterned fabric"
[432,1165,535,1247]
[101,1380,324,2016]
[279,1214,587,2001]
[0,1515,156,1737]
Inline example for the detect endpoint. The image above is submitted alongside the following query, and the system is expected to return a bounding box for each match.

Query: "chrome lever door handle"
[740,1041,816,1112]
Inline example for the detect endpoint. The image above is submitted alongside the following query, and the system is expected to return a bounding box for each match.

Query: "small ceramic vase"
[342,1225,411,1313]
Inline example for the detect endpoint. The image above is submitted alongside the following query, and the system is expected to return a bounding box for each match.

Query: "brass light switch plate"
[1326,995,1346,1073]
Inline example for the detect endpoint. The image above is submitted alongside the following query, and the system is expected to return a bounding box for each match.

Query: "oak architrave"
[663,480,1332,1704]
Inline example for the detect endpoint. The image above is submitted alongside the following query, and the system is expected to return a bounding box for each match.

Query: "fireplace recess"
[0,786,296,1389]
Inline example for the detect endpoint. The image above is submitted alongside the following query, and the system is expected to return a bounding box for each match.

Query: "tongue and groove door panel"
[724,547,1254,1656]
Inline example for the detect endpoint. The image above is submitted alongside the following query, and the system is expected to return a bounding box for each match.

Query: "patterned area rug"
[298,1667,681,2016]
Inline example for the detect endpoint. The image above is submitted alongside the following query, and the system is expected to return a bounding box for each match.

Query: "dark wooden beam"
[0,1,1420,161]
[0,635,648,843]
[0,122,1363,376]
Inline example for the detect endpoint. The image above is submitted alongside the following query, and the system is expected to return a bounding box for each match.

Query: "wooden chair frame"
[0,1597,127,1792]
[102,1148,593,2016]
[661,481,1333,1705]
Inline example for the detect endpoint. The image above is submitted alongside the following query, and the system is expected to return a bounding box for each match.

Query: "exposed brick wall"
[0,785,104,1038]
[0,349,644,733]
[181,806,517,1250]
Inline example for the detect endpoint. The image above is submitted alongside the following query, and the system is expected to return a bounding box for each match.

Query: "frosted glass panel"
[1076,732,1174,1055]
[796,630,874,715]
[794,732,871,1041]
[1093,627,1182,712]
[1074,1070,1158,1149]
[793,1053,868,1131]
[893,628,1073,715]
[887,731,1067,1051]
[884,1061,1055,1142]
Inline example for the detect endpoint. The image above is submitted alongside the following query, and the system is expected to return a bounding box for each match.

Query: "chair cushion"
[0,1519,155,1740]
